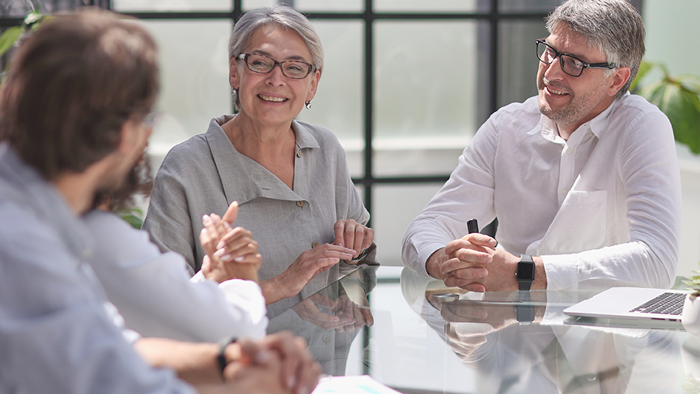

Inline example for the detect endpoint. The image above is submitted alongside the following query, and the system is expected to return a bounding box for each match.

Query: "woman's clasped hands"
[200,201,262,283]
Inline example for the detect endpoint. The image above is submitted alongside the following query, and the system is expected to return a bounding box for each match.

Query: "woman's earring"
[305,101,312,109]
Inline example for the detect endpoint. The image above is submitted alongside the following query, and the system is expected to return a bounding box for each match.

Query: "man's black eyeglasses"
[536,39,615,77]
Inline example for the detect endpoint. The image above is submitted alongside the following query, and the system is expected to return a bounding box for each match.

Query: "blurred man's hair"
[0,9,159,180]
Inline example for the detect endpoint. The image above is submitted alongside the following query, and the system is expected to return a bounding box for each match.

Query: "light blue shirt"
[0,143,194,394]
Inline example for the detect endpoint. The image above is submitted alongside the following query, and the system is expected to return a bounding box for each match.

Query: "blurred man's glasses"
[142,111,160,128]
[536,39,615,77]
[238,53,315,79]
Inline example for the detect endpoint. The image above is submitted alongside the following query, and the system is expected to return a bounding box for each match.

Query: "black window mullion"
[490,0,500,115]
[362,0,374,229]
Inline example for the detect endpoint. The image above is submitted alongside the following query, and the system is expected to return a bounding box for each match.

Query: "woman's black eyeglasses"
[237,53,315,79]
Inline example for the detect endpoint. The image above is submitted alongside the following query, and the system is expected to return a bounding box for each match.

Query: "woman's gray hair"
[546,0,644,98]
[229,5,324,72]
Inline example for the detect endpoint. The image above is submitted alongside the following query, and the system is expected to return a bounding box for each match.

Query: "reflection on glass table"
[269,265,700,394]
[267,261,378,376]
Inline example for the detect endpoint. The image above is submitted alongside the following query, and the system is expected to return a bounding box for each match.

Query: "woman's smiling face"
[230,25,320,128]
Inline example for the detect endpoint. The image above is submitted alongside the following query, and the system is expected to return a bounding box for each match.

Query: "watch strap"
[217,335,237,379]
[516,254,535,291]
[519,280,532,291]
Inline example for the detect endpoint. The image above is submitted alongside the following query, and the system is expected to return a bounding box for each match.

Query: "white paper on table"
[311,375,403,394]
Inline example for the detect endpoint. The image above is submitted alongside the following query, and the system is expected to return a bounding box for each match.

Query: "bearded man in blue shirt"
[0,9,318,394]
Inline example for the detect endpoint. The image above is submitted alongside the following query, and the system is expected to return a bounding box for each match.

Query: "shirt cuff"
[190,270,206,283]
[218,280,268,339]
[541,254,578,291]
[416,243,448,277]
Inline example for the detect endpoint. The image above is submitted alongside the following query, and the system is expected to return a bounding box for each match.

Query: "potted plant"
[683,267,700,335]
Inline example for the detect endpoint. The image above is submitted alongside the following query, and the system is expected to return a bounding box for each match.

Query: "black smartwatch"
[516,254,535,291]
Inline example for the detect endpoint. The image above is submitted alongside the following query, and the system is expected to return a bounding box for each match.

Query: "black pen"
[467,218,479,234]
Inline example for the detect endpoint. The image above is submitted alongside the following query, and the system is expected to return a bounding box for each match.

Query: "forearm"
[531,256,547,290]
[134,338,220,385]
[260,277,287,305]
[425,248,449,280]
[541,240,673,291]
[205,263,259,283]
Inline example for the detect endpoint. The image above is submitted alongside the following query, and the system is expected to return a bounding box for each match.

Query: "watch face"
[517,262,535,280]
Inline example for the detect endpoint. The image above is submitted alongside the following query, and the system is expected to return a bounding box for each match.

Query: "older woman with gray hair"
[144,5,374,316]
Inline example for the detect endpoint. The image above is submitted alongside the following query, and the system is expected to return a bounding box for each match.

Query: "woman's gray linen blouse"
[143,115,369,315]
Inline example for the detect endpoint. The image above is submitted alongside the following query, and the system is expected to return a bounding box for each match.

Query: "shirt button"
[323,335,330,343]
[312,242,319,248]
[566,148,574,154]
[296,201,304,207]
[562,189,568,196]
[296,150,302,158]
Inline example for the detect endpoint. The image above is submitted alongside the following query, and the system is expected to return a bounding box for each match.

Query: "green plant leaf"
[118,207,145,229]
[24,11,42,25]
[678,75,700,94]
[664,85,700,154]
[639,79,700,154]
[0,26,23,57]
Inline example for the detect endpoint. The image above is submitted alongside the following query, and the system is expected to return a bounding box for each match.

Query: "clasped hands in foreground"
[426,233,547,292]
[138,331,321,394]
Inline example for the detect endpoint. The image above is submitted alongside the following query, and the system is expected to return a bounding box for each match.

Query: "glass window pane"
[0,0,82,16]
[113,0,233,12]
[295,21,363,178]
[374,0,483,13]
[499,0,561,13]
[243,0,276,11]
[373,184,444,266]
[498,20,547,107]
[374,21,482,177]
[137,20,232,159]
[295,0,363,12]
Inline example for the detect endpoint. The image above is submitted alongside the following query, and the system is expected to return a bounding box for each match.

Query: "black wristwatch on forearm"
[516,254,535,291]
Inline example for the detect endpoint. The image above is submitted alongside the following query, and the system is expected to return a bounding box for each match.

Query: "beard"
[91,152,153,212]
[537,75,610,129]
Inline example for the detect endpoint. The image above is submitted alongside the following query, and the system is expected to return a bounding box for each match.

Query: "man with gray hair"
[402,0,681,295]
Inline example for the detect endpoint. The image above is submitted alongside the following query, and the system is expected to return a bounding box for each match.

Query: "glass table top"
[268,265,700,394]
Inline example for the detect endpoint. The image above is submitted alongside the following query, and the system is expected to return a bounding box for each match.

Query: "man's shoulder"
[615,93,664,116]
[0,200,71,267]
[606,93,670,133]
[485,96,542,133]
[491,96,541,122]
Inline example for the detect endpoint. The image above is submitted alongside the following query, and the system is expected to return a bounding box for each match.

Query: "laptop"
[563,287,687,329]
